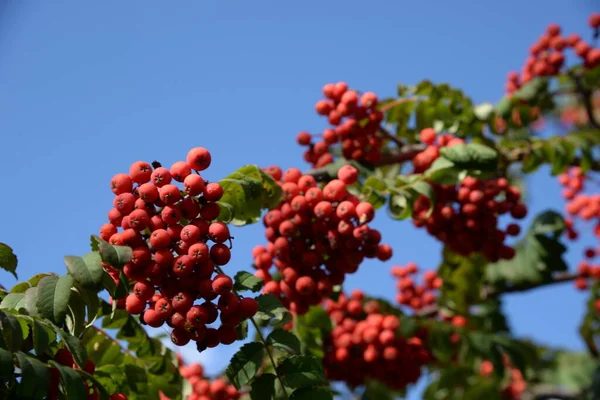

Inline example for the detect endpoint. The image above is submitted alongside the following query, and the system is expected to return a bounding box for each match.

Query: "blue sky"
[0,1,598,398]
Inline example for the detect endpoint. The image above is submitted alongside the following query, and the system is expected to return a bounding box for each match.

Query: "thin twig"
[417,272,580,318]
[378,125,403,147]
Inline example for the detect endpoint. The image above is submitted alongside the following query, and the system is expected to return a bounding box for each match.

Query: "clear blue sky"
[0,1,598,398]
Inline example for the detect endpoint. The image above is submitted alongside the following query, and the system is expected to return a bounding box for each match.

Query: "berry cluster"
[322,290,430,391]
[391,262,442,313]
[557,167,600,291]
[296,82,384,167]
[168,362,240,400]
[49,348,126,400]
[411,129,527,261]
[99,147,258,348]
[504,15,600,95]
[253,165,392,315]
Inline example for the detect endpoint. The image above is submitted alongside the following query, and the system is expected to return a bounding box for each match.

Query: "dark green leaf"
[31,318,54,355]
[36,275,73,325]
[277,355,326,389]
[250,373,276,400]
[486,210,568,288]
[0,242,18,279]
[48,360,87,399]
[225,342,265,389]
[234,271,264,292]
[290,387,334,400]
[93,236,132,268]
[52,324,88,368]
[0,311,24,352]
[64,253,104,290]
[255,294,292,329]
[267,329,300,354]
[16,351,50,398]
[236,319,249,340]
[0,348,13,380]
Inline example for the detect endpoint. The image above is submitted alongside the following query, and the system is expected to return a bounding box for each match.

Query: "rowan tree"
[1,12,600,400]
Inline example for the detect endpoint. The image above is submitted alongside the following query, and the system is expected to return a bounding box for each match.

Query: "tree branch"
[417,272,580,318]
[378,126,403,147]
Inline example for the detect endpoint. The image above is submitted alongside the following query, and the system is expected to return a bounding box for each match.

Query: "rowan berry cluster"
[322,290,430,391]
[253,165,392,315]
[411,129,527,261]
[296,82,384,167]
[391,262,442,313]
[99,147,258,349]
[557,167,600,291]
[504,15,600,95]
[170,362,240,400]
[48,348,126,400]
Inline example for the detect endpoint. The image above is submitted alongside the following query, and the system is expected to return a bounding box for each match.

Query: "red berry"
[186,147,212,171]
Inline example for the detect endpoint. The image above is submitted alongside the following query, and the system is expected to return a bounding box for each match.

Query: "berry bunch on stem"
[411,129,527,261]
[100,147,258,348]
[322,290,430,391]
[392,262,442,313]
[504,17,600,95]
[161,361,240,400]
[253,165,392,315]
[296,82,384,167]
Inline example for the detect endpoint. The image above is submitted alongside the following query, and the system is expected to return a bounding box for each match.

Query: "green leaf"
[290,387,334,400]
[0,311,24,352]
[77,370,111,400]
[550,141,576,175]
[277,355,326,389]
[64,253,104,290]
[486,210,568,288]
[225,342,266,389]
[65,289,86,336]
[217,201,235,224]
[0,348,13,380]
[266,329,300,354]
[52,324,88,368]
[0,243,18,279]
[236,319,249,340]
[388,191,414,220]
[10,273,50,294]
[124,363,149,393]
[424,157,461,185]
[219,165,283,226]
[439,143,498,171]
[362,379,405,400]
[31,317,54,355]
[16,351,50,398]
[36,275,73,325]
[24,287,40,317]
[361,176,388,209]
[255,294,292,329]
[234,271,264,292]
[0,293,26,311]
[93,236,132,268]
[48,360,88,399]
[250,373,276,400]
